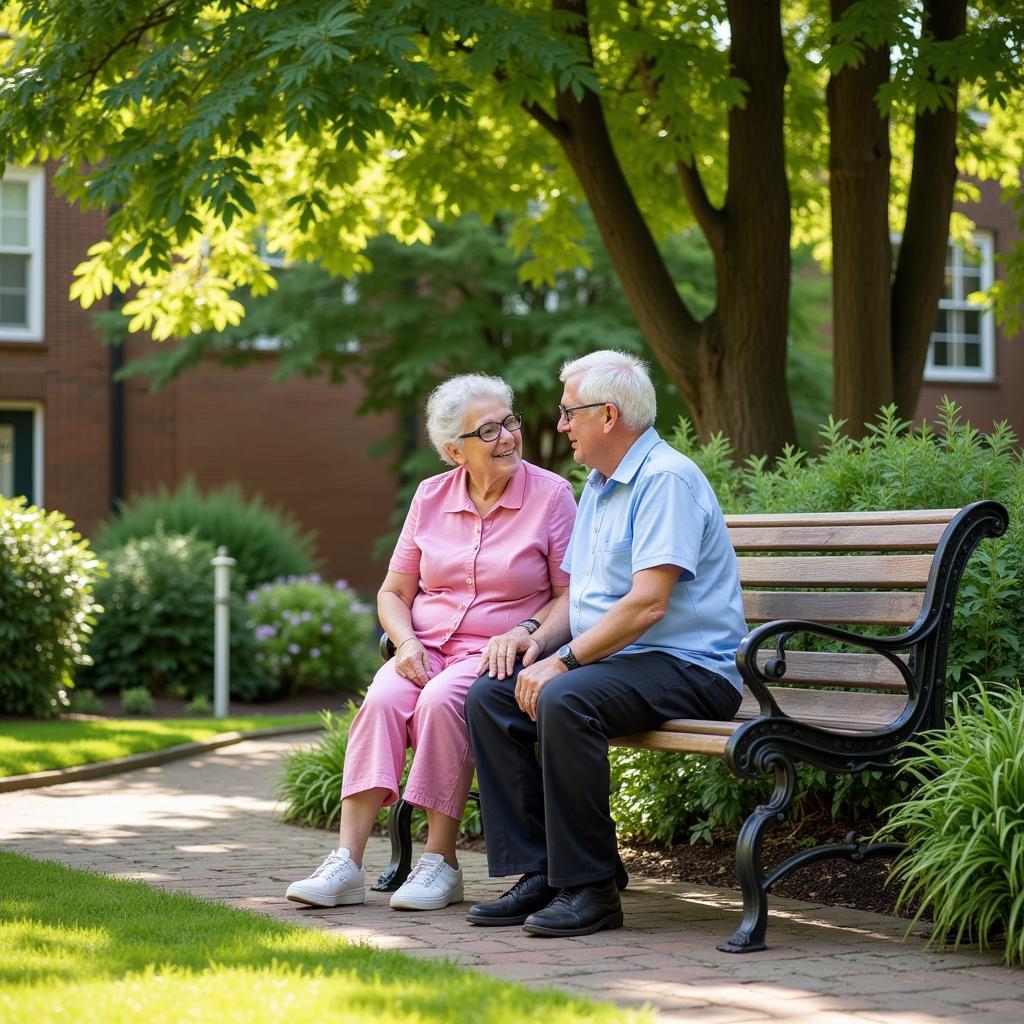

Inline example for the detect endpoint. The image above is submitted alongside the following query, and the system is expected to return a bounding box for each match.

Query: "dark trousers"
[464,651,742,888]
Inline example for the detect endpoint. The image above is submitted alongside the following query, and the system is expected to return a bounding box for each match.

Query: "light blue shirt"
[561,428,747,691]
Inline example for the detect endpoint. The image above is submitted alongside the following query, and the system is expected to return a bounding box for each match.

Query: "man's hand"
[394,638,431,686]
[476,626,540,680]
[515,654,567,721]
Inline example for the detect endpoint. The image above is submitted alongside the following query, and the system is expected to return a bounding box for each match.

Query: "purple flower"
[334,579,349,590]
[288,643,301,655]
[255,624,277,640]
[300,610,312,622]
[321,622,333,634]
[310,648,321,659]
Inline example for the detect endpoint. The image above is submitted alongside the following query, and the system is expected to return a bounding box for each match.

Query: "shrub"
[185,694,212,715]
[609,399,1022,844]
[0,496,104,717]
[66,689,103,715]
[247,576,378,696]
[276,706,482,840]
[879,685,1024,966]
[96,478,319,587]
[81,529,274,701]
[120,686,154,715]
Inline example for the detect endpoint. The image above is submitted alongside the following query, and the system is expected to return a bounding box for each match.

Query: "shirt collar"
[443,462,527,512]
[586,427,662,490]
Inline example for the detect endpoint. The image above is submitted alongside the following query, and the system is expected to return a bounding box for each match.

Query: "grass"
[0,715,320,778]
[0,853,642,1024]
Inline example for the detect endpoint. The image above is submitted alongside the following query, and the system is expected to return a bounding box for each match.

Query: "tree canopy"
[1,1,1021,457]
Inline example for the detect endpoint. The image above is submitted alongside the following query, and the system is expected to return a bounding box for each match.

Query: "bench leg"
[718,756,796,954]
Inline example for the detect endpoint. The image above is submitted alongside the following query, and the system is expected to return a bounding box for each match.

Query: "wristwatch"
[556,644,580,671]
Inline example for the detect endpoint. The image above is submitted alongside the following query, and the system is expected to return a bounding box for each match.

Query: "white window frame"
[0,400,44,505]
[924,232,995,384]
[0,165,45,342]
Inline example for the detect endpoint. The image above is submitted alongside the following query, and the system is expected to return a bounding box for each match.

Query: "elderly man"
[465,350,746,937]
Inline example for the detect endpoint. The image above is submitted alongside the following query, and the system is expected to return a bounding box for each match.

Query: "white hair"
[426,373,515,466]
[559,350,656,430]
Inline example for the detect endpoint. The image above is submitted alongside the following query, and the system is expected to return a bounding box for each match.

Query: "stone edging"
[0,723,324,793]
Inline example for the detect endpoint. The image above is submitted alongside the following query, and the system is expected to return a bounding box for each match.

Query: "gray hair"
[560,350,656,430]
[426,373,515,466]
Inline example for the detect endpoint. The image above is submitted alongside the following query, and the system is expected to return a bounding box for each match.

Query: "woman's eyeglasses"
[459,412,523,443]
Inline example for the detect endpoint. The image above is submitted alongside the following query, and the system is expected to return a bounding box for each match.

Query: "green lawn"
[0,853,641,1024]
[0,716,320,777]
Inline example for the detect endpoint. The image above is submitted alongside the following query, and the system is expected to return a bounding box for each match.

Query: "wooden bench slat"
[743,590,923,626]
[738,554,934,588]
[753,650,908,690]
[729,523,947,552]
[613,731,731,757]
[726,509,959,527]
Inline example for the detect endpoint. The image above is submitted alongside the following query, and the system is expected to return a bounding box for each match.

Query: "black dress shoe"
[467,872,558,927]
[522,877,623,937]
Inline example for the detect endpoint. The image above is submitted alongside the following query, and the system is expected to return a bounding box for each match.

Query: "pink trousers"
[341,647,482,821]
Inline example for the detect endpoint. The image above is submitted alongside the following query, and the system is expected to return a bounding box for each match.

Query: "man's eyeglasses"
[558,402,607,423]
[459,412,523,443]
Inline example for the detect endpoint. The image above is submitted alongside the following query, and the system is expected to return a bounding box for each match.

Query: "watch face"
[557,645,571,660]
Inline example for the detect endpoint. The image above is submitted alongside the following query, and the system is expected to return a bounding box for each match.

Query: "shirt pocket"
[594,537,633,597]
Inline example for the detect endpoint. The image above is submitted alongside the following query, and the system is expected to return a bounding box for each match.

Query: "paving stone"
[1,732,1017,1023]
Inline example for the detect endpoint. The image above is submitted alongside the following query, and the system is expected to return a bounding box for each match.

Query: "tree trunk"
[891,0,966,420]
[542,0,797,459]
[828,0,894,436]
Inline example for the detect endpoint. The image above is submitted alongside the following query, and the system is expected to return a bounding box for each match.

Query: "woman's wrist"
[516,618,541,634]
[395,636,420,650]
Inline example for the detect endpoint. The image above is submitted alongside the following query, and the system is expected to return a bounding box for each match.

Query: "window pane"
[0,423,13,497]
[0,292,27,325]
[962,310,980,338]
[0,181,28,213]
[932,340,949,366]
[0,254,27,289]
[935,308,950,333]
[942,271,953,299]
[0,213,28,247]
[963,343,982,369]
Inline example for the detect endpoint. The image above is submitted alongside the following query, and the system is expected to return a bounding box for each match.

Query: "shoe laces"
[406,857,445,887]
[311,850,351,881]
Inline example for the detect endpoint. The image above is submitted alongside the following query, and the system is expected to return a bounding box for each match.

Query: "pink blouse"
[389,461,577,653]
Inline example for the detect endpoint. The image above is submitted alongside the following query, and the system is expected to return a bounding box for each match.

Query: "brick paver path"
[1,733,1021,1023]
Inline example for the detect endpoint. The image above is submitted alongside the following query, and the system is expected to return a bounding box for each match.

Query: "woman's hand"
[394,637,431,686]
[476,626,540,681]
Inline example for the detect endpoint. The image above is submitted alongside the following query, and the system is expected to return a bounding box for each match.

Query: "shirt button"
[458,604,465,610]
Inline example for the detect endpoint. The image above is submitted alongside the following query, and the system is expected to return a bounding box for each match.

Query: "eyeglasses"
[558,402,608,423]
[458,412,523,443]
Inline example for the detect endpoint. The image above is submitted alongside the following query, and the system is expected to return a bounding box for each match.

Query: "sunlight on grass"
[0,854,644,1024]
[0,716,320,777]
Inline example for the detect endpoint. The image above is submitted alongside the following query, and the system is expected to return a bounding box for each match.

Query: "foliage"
[0,715,320,777]
[0,853,641,1024]
[247,576,379,696]
[119,686,154,716]
[96,478,318,588]
[1,2,1020,453]
[878,686,1024,966]
[82,529,274,702]
[185,694,212,715]
[276,707,482,840]
[65,689,103,716]
[609,399,1021,843]
[0,495,104,717]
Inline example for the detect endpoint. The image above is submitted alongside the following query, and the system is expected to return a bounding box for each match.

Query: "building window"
[0,405,42,504]
[924,233,994,383]
[0,166,45,342]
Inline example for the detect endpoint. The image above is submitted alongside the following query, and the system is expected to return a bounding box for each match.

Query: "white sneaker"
[389,853,464,911]
[286,848,365,907]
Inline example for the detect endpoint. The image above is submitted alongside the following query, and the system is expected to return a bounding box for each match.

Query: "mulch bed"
[618,816,925,921]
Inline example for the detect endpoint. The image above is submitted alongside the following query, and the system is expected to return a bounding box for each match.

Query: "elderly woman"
[286,373,576,912]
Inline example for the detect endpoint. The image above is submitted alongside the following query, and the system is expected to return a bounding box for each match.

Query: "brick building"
[0,165,1020,590]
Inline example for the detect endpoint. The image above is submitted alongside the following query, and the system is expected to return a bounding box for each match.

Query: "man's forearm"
[531,592,570,654]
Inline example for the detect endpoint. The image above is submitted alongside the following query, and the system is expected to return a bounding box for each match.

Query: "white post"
[212,546,236,718]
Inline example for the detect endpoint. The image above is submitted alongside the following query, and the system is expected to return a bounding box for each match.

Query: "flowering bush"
[247,575,378,695]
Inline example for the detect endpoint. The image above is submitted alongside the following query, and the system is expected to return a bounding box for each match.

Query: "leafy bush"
[879,686,1024,966]
[66,689,103,715]
[0,496,104,717]
[185,694,212,715]
[96,478,319,587]
[609,400,1021,844]
[247,576,378,695]
[81,529,274,701]
[276,706,482,840]
[120,686,154,715]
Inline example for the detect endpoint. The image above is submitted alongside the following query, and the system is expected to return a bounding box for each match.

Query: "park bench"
[372,500,1008,952]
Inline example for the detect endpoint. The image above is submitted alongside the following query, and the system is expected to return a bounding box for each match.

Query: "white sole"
[286,884,365,908]
[390,885,464,911]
